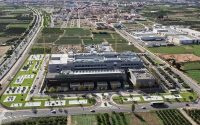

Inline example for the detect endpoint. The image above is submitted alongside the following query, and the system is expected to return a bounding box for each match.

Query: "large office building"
[45,51,144,91]
[129,69,156,88]
[48,51,143,73]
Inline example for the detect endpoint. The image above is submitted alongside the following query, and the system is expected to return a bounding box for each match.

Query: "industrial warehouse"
[45,51,156,91]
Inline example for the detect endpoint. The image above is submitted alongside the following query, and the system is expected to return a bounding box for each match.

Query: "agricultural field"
[136,20,154,28]
[64,28,92,37]
[3,116,67,125]
[185,70,200,84]
[72,114,97,125]
[147,45,200,55]
[112,43,140,52]
[156,109,192,125]
[0,5,33,45]
[71,112,162,125]
[30,46,52,54]
[123,22,145,31]
[37,27,139,53]
[184,109,200,124]
[140,4,200,31]
[72,112,131,125]
[179,62,200,84]
[182,62,200,71]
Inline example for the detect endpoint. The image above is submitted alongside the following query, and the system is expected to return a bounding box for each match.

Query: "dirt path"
[179,108,198,125]
[67,115,72,125]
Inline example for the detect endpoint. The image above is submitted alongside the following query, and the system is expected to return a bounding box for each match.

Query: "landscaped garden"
[112,91,198,104]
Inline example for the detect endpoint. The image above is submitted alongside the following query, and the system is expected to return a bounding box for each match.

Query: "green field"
[180,62,200,84]
[37,28,134,52]
[0,5,33,46]
[140,4,200,31]
[112,43,141,52]
[42,28,64,34]
[148,45,200,84]
[182,62,200,70]
[72,112,131,125]
[7,23,30,28]
[64,28,92,37]
[37,34,61,43]
[30,46,51,54]
[56,37,82,44]
[72,115,97,125]
[123,22,145,30]
[148,45,200,56]
[185,70,200,84]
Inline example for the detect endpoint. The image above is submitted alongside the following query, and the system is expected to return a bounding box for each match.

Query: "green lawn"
[55,37,82,44]
[42,28,64,34]
[182,62,200,70]
[112,43,141,52]
[64,28,91,37]
[83,38,102,44]
[185,70,200,84]
[148,45,200,56]
[180,62,200,84]
[7,23,29,28]
[148,46,192,54]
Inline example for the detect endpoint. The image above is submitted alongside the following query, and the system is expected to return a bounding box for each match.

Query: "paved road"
[1,98,200,124]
